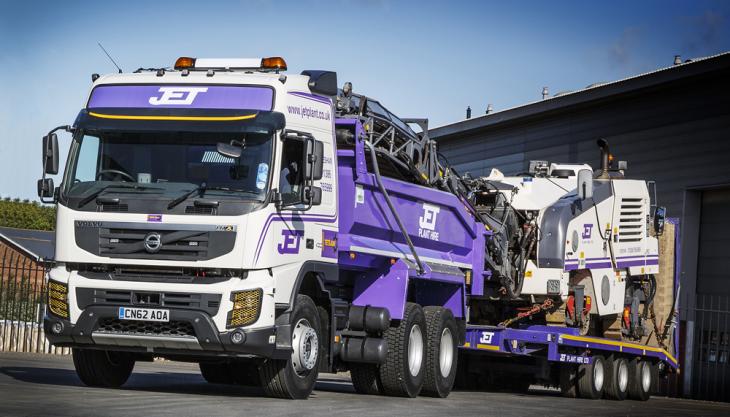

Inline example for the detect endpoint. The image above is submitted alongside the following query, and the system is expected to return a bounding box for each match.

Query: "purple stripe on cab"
[288,91,332,105]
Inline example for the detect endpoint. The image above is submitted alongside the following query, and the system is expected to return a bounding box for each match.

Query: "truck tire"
[627,359,653,401]
[199,362,234,384]
[259,294,322,399]
[378,302,426,397]
[577,354,605,399]
[72,348,135,388]
[559,364,578,398]
[421,307,458,398]
[604,356,629,400]
[350,363,383,395]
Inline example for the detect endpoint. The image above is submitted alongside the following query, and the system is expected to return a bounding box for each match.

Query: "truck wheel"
[259,294,321,399]
[350,363,383,395]
[379,302,426,397]
[199,362,234,384]
[559,364,578,398]
[72,348,135,388]
[577,354,606,399]
[422,307,458,398]
[604,356,629,400]
[627,359,653,401]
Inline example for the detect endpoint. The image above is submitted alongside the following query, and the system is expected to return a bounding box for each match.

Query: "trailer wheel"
[259,294,321,399]
[379,302,426,397]
[350,363,383,395]
[559,365,578,398]
[72,348,135,388]
[577,354,606,399]
[627,359,653,401]
[604,356,629,400]
[421,307,458,398]
[199,362,234,384]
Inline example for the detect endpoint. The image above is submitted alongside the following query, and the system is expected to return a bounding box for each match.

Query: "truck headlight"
[47,280,69,319]
[227,289,262,328]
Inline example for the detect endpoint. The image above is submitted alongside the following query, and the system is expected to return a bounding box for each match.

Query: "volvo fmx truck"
[39,56,677,399]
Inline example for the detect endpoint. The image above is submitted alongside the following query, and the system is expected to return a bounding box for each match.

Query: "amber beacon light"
[261,56,287,71]
[174,56,196,69]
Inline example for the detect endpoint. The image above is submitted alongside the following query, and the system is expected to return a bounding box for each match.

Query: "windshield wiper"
[167,183,260,209]
[168,182,208,209]
[78,184,159,207]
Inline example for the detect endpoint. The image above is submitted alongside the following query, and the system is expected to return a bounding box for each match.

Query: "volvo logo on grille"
[143,232,162,253]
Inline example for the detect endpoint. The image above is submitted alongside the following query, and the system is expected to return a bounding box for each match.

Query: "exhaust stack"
[597,138,610,179]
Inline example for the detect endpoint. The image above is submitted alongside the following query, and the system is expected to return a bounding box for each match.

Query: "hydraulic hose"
[366,142,425,275]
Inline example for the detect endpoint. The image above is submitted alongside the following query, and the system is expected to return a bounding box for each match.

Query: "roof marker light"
[174,57,196,69]
[261,57,287,71]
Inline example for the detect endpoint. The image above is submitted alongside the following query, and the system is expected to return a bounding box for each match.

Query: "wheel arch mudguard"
[274,261,338,363]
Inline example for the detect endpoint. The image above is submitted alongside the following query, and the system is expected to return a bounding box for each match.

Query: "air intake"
[618,198,644,243]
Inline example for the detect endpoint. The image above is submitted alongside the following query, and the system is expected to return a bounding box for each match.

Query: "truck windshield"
[63,131,274,204]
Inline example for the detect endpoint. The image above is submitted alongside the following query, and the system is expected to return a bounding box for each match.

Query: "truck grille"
[100,228,210,260]
[96,318,195,337]
[76,288,222,316]
[74,221,236,261]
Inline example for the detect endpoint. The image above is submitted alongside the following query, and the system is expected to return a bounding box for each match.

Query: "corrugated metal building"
[430,52,730,400]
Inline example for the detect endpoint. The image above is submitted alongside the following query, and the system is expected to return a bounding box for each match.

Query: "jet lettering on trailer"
[418,203,440,241]
[277,229,304,254]
[148,87,209,105]
[559,353,591,364]
[479,331,494,344]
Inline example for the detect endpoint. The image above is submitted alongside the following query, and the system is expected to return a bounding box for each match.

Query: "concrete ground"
[0,352,728,417]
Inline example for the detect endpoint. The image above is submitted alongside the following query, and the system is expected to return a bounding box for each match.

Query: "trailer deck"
[462,325,678,368]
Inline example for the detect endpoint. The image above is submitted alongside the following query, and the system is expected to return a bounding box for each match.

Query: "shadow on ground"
[0,365,357,398]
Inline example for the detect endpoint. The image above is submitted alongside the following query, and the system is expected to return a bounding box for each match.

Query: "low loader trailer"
[38,56,677,400]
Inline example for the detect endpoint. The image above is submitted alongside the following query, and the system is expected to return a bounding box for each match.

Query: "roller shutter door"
[697,188,730,296]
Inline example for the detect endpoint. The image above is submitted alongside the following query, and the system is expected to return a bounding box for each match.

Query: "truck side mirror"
[304,139,324,180]
[653,206,666,236]
[302,186,322,206]
[577,169,593,200]
[37,178,55,199]
[43,133,59,175]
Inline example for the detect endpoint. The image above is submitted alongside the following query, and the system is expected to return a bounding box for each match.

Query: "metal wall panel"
[435,69,730,217]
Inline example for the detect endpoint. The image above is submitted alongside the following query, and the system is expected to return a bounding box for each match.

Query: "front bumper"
[44,306,289,359]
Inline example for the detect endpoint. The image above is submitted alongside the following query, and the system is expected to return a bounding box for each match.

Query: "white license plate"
[118,307,169,322]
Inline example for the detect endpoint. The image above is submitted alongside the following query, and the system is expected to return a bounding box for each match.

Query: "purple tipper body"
[333,118,488,319]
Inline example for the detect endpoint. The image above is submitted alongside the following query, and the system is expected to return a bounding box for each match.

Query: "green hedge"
[0,198,56,231]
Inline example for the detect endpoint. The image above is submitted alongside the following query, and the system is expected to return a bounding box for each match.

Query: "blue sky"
[1,0,729,200]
